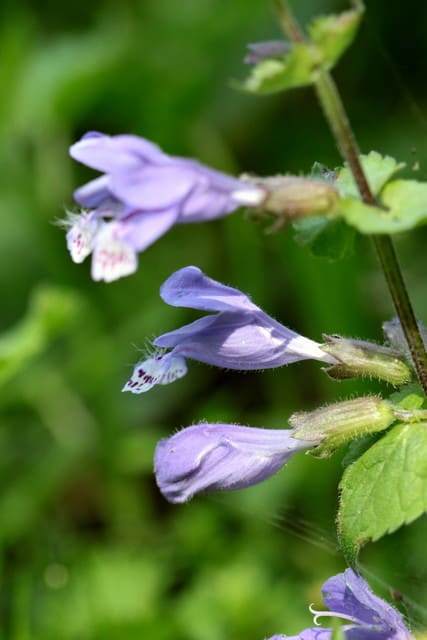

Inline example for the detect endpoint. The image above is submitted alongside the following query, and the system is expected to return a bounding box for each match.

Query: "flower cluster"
[64,131,416,640]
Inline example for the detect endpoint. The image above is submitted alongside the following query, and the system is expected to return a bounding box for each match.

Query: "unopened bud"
[321,335,412,386]
[289,396,396,458]
[241,175,340,221]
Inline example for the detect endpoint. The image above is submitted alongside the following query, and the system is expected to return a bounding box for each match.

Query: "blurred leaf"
[241,2,364,96]
[0,286,81,386]
[12,26,128,131]
[340,179,427,234]
[293,217,354,260]
[41,550,165,636]
[0,448,74,543]
[308,2,364,70]
[336,151,405,198]
[338,422,427,564]
[389,384,426,410]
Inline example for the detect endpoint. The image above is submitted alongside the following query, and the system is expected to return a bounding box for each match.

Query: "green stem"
[274,0,427,394]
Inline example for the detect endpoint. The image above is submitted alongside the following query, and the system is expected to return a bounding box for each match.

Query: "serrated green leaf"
[293,216,354,260]
[381,180,427,230]
[241,42,320,94]
[341,432,384,468]
[336,151,405,198]
[308,3,364,70]
[388,384,426,410]
[338,422,427,564]
[340,179,427,234]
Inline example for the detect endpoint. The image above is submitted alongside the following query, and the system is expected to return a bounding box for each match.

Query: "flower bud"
[154,423,314,503]
[289,396,396,458]
[321,334,412,386]
[241,175,340,221]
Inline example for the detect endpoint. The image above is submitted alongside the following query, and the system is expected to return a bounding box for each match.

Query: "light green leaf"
[241,42,320,94]
[382,179,427,229]
[241,3,364,96]
[340,179,427,234]
[341,433,383,468]
[293,216,354,261]
[308,3,364,70]
[336,151,405,198]
[338,422,427,564]
[388,384,426,410]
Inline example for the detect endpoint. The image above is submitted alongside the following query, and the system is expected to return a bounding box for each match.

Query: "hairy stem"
[273,0,427,393]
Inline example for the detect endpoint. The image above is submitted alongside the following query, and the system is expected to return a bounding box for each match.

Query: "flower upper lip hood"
[70,131,261,218]
[65,132,265,282]
[320,569,413,639]
[123,266,337,394]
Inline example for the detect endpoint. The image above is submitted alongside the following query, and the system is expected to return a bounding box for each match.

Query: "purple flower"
[154,422,314,503]
[64,132,265,282]
[269,568,413,640]
[123,266,335,393]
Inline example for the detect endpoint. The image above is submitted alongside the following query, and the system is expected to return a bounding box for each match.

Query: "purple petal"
[154,312,324,370]
[73,175,113,208]
[69,131,167,173]
[180,185,242,222]
[159,266,258,313]
[322,570,412,640]
[109,165,199,210]
[267,631,331,640]
[154,423,312,503]
[176,159,265,221]
[120,208,180,253]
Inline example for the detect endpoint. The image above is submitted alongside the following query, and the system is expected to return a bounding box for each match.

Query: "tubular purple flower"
[154,423,314,503]
[65,132,266,282]
[123,266,336,393]
[268,568,413,639]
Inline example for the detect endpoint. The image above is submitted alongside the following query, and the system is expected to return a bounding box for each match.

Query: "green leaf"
[241,43,320,94]
[308,2,364,70]
[341,432,384,468]
[336,151,405,198]
[340,179,427,234]
[241,3,364,96]
[293,216,354,261]
[388,384,426,410]
[338,422,427,564]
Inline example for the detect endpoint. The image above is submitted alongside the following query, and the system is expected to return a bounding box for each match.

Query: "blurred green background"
[1,0,427,638]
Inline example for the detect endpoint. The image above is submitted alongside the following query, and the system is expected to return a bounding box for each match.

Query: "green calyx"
[321,335,412,386]
[289,396,396,458]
